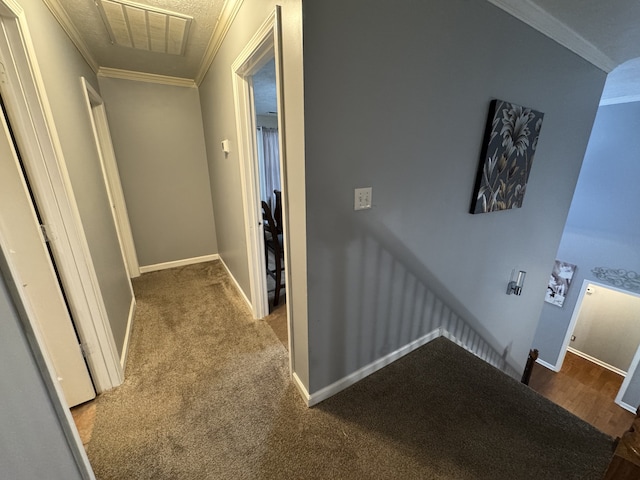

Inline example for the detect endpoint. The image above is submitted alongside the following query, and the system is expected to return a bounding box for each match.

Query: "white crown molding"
[0,0,22,17]
[98,66,196,87]
[41,0,99,73]
[487,0,617,73]
[195,0,245,85]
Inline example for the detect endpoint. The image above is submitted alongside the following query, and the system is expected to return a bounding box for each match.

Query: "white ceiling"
[44,0,640,103]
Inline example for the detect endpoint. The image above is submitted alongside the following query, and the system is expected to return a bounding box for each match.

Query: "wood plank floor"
[529,351,635,439]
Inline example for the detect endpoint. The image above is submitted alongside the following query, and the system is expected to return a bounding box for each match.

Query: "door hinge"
[79,343,88,358]
[40,224,54,243]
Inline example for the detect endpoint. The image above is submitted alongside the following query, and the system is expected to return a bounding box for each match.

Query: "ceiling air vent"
[97,0,192,55]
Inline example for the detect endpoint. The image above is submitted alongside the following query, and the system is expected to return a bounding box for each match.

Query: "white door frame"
[80,77,140,278]
[232,15,273,320]
[0,2,123,394]
[0,93,96,407]
[232,8,295,364]
[617,342,640,413]
[0,4,97,477]
[556,279,640,413]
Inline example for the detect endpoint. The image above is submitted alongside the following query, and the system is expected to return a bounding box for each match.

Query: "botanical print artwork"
[471,100,544,214]
[545,260,577,307]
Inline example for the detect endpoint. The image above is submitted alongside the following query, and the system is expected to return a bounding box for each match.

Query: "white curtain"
[256,127,281,207]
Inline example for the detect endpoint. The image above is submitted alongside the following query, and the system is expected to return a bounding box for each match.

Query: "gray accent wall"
[532,101,640,406]
[301,0,606,393]
[98,78,217,268]
[20,0,133,357]
[0,252,84,480]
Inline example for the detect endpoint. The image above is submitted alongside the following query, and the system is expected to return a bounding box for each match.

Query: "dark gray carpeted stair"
[87,261,614,479]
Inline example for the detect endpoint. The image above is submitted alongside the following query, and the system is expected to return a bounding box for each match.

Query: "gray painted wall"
[98,78,217,267]
[301,0,606,392]
[532,101,640,407]
[0,252,83,480]
[20,0,132,356]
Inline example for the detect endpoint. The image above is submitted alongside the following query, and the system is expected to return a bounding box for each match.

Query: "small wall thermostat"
[221,139,230,154]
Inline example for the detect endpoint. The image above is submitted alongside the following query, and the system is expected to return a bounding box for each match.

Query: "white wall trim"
[195,0,245,85]
[120,297,136,372]
[616,338,640,413]
[231,11,278,320]
[97,67,196,88]
[303,327,527,407]
[40,0,99,73]
[487,0,617,73]
[0,7,123,393]
[0,3,96,478]
[139,254,219,274]
[567,346,626,377]
[80,77,140,278]
[617,401,638,415]
[0,241,95,480]
[292,371,310,403]
[556,280,640,371]
[554,280,592,372]
[218,255,252,311]
[307,329,442,407]
[535,358,559,372]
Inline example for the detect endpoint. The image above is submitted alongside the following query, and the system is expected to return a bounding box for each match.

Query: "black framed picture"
[470,99,544,214]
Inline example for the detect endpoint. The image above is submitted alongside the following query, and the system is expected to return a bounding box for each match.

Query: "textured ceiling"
[529,0,640,67]
[46,0,640,102]
[50,0,225,79]
[522,0,640,102]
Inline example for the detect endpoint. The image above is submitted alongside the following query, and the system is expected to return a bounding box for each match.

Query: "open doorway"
[253,58,284,310]
[252,58,288,348]
[231,9,293,362]
[558,280,640,410]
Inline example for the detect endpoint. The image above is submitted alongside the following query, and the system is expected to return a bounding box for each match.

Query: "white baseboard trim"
[616,399,638,414]
[292,372,311,405]
[307,328,442,407]
[120,297,136,371]
[218,256,252,311]
[139,254,219,273]
[567,346,626,377]
[535,358,559,372]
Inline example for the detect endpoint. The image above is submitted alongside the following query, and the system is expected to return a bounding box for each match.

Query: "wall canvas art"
[545,260,577,307]
[470,99,544,214]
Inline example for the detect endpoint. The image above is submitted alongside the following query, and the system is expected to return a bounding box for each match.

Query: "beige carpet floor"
[86,260,614,479]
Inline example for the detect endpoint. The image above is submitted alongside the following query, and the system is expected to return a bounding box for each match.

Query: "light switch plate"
[354,187,372,210]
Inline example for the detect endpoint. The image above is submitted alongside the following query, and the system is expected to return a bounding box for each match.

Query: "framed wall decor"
[470,99,544,214]
[545,260,577,307]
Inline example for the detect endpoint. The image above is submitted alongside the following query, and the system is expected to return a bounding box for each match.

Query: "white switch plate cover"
[354,187,372,210]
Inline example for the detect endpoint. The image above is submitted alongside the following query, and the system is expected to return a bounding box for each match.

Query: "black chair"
[261,201,285,308]
[273,190,283,234]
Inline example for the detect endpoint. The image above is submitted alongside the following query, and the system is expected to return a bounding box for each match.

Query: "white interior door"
[0,97,95,407]
[81,78,139,278]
